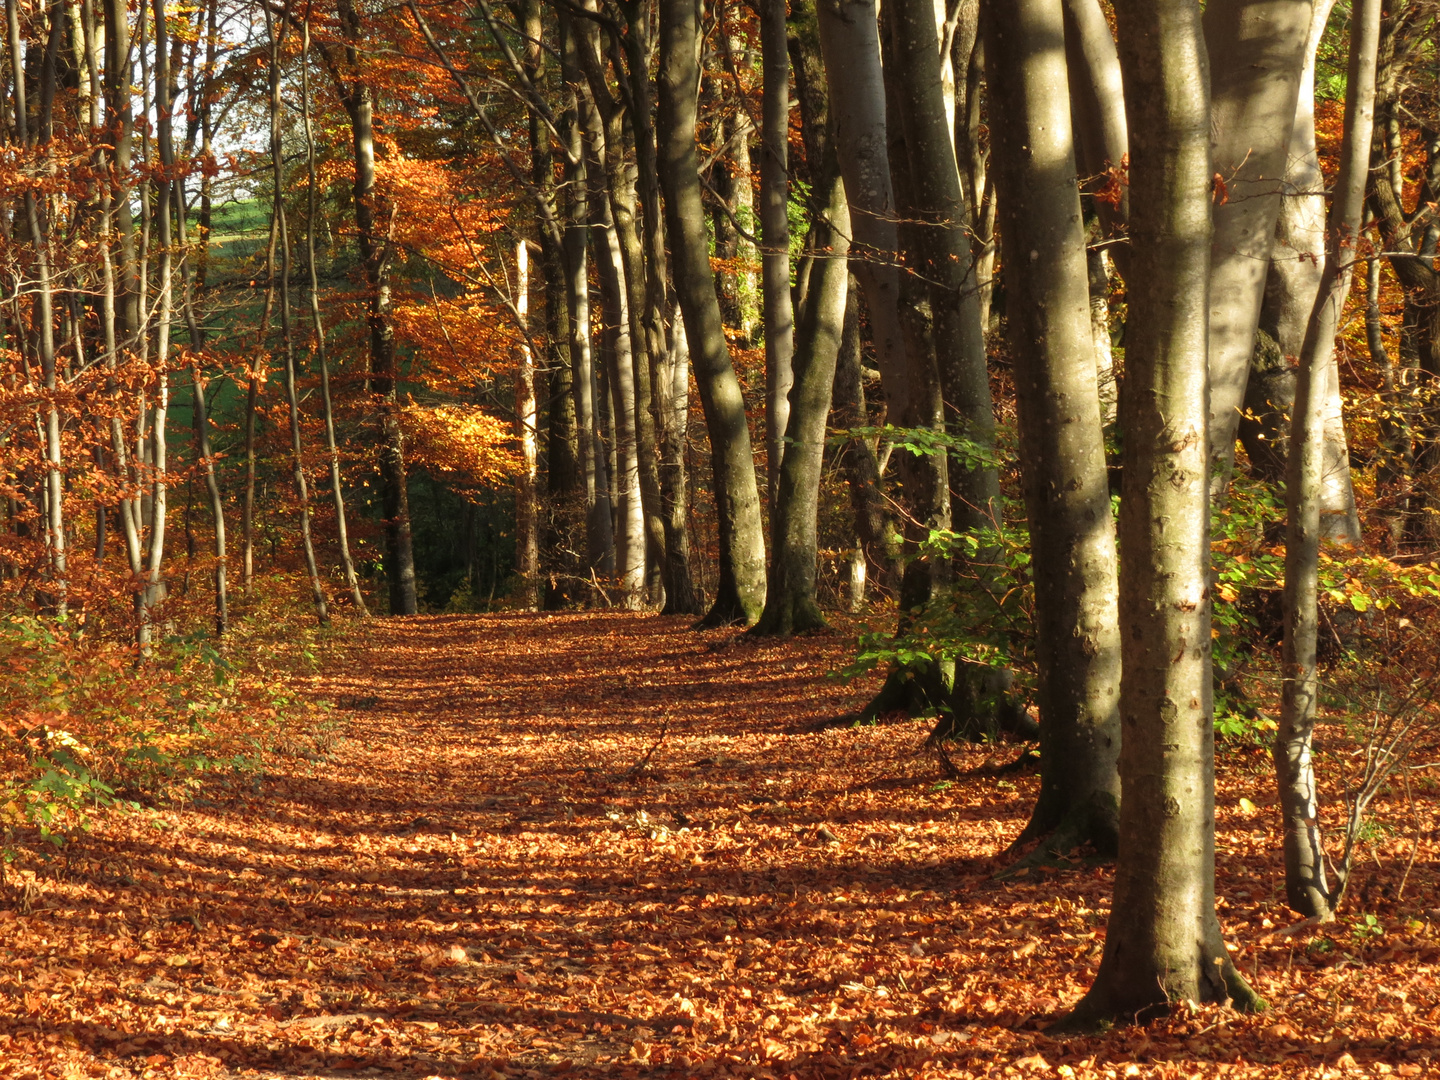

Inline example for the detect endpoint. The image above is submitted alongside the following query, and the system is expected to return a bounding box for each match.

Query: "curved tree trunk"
[752,21,850,638]
[1066,0,1258,1026]
[301,13,368,617]
[1276,0,1380,920]
[656,0,767,626]
[984,0,1122,859]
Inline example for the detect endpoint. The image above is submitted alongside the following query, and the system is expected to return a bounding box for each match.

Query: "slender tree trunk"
[334,0,416,614]
[832,278,896,595]
[575,31,645,606]
[1063,0,1129,237]
[1255,0,1361,542]
[613,0,700,615]
[759,0,793,523]
[883,0,998,537]
[1276,0,1380,921]
[1368,250,1411,547]
[984,0,1122,859]
[513,239,541,611]
[751,49,849,637]
[1066,0,1259,1025]
[172,43,228,636]
[301,12,368,616]
[558,8,614,584]
[269,8,328,625]
[813,0,911,416]
[139,0,174,654]
[9,0,65,619]
[657,0,767,625]
[1203,0,1314,489]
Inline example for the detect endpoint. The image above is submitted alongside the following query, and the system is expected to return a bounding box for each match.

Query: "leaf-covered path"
[5,613,1440,1079]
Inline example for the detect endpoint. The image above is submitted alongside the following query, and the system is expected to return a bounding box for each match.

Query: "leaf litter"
[1,611,1437,1079]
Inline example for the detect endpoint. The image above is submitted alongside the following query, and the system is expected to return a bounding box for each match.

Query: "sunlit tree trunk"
[1067,0,1259,1024]
[759,0,793,523]
[513,239,541,611]
[657,0,766,625]
[883,0,998,538]
[752,16,849,638]
[813,0,911,417]
[832,278,896,596]
[558,7,614,586]
[984,0,1122,858]
[1276,0,1380,920]
[138,0,174,654]
[1203,0,1314,489]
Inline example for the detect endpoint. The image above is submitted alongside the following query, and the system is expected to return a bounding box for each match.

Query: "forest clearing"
[2,613,1438,1080]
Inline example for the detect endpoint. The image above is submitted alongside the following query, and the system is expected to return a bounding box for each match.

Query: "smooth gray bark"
[1276,0,1380,920]
[752,21,850,638]
[983,0,1122,857]
[1066,0,1258,1025]
[657,0,767,625]
[760,0,794,522]
[813,0,912,416]
[1203,1,1314,491]
[883,0,999,534]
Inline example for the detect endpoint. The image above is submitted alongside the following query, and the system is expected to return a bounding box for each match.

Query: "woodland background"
[1,0,1440,1073]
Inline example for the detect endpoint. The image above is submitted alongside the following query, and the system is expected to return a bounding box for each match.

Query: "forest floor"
[3,612,1439,1079]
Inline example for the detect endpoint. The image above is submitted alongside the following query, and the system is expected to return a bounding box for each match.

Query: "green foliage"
[0,612,327,856]
[838,520,1036,714]
[1211,474,1440,742]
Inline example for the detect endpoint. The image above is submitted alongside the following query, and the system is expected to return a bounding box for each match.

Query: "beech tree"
[982,0,1122,858]
[1276,0,1382,920]
[1067,0,1259,1023]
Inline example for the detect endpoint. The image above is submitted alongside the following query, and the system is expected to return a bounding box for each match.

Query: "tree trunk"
[983,0,1122,859]
[614,0,701,615]
[751,30,849,638]
[813,0,912,416]
[760,0,794,523]
[656,0,767,626]
[1066,0,1259,1025]
[832,278,897,594]
[138,0,173,655]
[584,94,646,607]
[558,7,614,585]
[270,7,329,626]
[1276,0,1380,921]
[302,12,368,617]
[1203,0,1314,488]
[883,0,998,538]
[514,239,541,612]
[335,0,416,615]
[1063,0,1129,251]
[1255,0,1361,543]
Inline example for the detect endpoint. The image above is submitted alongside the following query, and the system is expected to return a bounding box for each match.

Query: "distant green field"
[203,197,269,238]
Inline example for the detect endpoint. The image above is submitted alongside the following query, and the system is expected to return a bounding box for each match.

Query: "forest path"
[9,613,1424,1079]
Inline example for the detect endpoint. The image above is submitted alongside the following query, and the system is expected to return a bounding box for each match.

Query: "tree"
[324,0,419,616]
[656,0,767,626]
[752,0,849,637]
[1066,0,1260,1024]
[982,0,1122,859]
[1276,0,1382,920]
